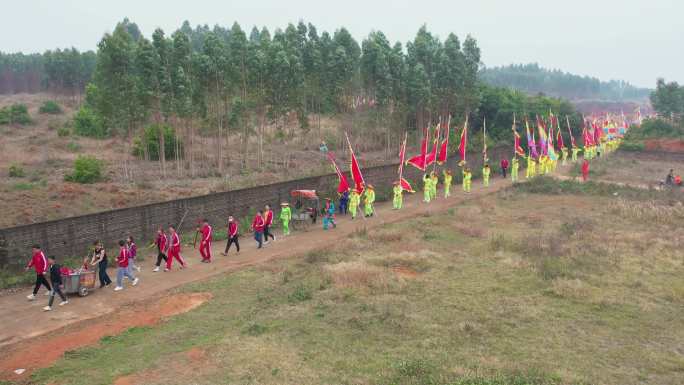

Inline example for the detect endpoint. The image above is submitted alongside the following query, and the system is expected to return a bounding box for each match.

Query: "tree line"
[480,63,651,102]
[650,78,684,123]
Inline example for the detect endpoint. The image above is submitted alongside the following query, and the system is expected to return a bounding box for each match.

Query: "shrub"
[8,163,25,177]
[0,103,32,125]
[66,141,82,153]
[620,140,645,152]
[132,123,182,160]
[287,284,312,303]
[39,100,62,114]
[57,125,71,137]
[626,118,684,139]
[65,156,104,184]
[73,107,107,138]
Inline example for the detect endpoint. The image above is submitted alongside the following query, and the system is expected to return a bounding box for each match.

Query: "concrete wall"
[0,146,509,269]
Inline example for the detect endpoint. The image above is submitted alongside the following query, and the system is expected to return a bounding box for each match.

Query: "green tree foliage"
[132,124,182,160]
[64,156,104,184]
[480,63,651,101]
[0,50,95,95]
[0,103,31,125]
[625,118,683,140]
[650,78,684,121]
[73,106,106,137]
[39,100,62,114]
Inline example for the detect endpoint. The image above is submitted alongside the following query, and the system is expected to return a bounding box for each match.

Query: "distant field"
[25,178,684,385]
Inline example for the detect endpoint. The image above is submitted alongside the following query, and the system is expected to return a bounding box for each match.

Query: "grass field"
[19,178,684,385]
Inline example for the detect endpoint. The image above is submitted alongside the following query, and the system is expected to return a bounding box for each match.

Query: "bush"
[39,100,62,114]
[66,141,82,153]
[8,163,25,177]
[626,118,684,140]
[65,156,104,184]
[57,125,71,137]
[620,140,645,152]
[0,103,32,125]
[73,107,107,138]
[132,123,182,160]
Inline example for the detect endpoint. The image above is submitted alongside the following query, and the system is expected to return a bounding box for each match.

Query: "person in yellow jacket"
[430,172,438,200]
[279,202,292,236]
[482,164,491,187]
[422,174,431,203]
[561,147,568,165]
[392,181,403,210]
[462,167,472,193]
[511,158,519,182]
[364,184,375,217]
[349,189,361,219]
[526,156,536,178]
[443,169,453,198]
[571,146,580,162]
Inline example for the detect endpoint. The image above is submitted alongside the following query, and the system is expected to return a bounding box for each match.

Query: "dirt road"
[0,175,513,378]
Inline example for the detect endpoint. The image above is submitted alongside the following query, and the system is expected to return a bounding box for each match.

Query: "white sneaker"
[273,235,277,241]
[59,300,69,306]
[27,294,36,301]
[43,306,52,311]
[132,278,139,286]
[264,240,270,245]
[114,286,123,291]
[164,268,170,272]
[136,266,141,272]
[45,291,51,296]
[153,266,160,272]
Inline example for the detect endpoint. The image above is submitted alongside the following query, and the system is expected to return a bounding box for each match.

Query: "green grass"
[24,190,684,385]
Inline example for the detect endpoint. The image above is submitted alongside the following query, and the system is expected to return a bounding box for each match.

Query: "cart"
[62,270,97,297]
[290,190,320,230]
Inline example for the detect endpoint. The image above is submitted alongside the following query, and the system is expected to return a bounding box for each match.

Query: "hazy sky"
[2,0,682,88]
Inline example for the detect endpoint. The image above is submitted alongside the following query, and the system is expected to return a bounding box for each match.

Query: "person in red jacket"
[25,244,51,300]
[263,204,276,244]
[581,159,590,182]
[500,158,509,179]
[153,227,168,272]
[114,240,138,291]
[197,219,213,263]
[222,215,240,256]
[251,210,265,249]
[165,225,186,271]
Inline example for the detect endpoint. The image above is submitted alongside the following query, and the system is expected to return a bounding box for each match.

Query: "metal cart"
[62,270,97,297]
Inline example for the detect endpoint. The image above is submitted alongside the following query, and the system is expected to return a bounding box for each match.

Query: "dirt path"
[0,174,515,379]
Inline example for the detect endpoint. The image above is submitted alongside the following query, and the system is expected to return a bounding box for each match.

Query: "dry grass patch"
[369,249,438,273]
[324,261,394,291]
[608,198,684,227]
[550,278,595,300]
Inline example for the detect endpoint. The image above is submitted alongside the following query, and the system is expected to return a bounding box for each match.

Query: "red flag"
[397,132,415,192]
[512,118,525,157]
[566,116,576,148]
[327,152,350,194]
[458,117,468,163]
[345,133,365,194]
[407,125,429,171]
[425,123,440,166]
[437,115,451,164]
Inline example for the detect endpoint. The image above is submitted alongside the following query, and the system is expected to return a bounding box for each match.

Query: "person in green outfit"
[364,184,375,217]
[422,174,431,203]
[561,147,568,166]
[279,202,291,236]
[526,156,536,178]
[511,158,519,183]
[392,181,403,209]
[482,164,491,187]
[443,169,453,198]
[349,189,361,219]
[571,146,580,162]
[462,167,472,193]
[430,172,438,200]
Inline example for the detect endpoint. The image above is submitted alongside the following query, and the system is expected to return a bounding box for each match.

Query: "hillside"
[480,63,651,102]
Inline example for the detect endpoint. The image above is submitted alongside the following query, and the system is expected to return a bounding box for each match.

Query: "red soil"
[644,139,684,153]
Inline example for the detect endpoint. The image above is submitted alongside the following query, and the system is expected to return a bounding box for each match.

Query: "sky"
[1,0,682,88]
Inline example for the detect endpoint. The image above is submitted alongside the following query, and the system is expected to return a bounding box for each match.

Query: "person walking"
[127,236,140,272]
[89,241,112,287]
[198,219,213,263]
[349,189,361,219]
[462,167,472,193]
[392,181,403,209]
[482,164,491,187]
[165,225,186,271]
[25,244,50,300]
[43,255,68,311]
[152,227,168,272]
[263,205,276,243]
[581,159,590,182]
[252,210,265,249]
[500,158,509,179]
[338,190,349,215]
[323,198,337,230]
[279,202,291,236]
[443,170,453,198]
[422,174,431,203]
[115,240,138,291]
[511,158,520,183]
[364,185,376,217]
[222,215,240,255]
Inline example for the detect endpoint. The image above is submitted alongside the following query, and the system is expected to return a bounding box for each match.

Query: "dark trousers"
[98,259,112,287]
[502,168,508,178]
[48,284,67,306]
[225,236,240,253]
[264,225,275,241]
[339,200,348,214]
[254,231,263,248]
[33,273,51,295]
[155,250,168,266]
